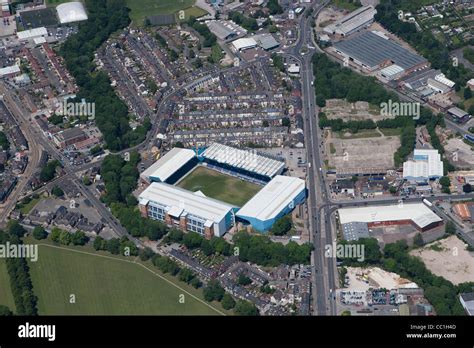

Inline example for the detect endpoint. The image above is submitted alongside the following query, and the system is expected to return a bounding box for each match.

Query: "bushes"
[270,214,293,236]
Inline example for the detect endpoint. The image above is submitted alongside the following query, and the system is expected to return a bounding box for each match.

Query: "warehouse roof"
[0,65,20,77]
[207,20,236,40]
[253,33,279,50]
[403,149,443,180]
[201,143,285,178]
[232,37,257,51]
[338,203,442,229]
[447,107,469,119]
[324,5,377,36]
[141,148,196,183]
[17,27,48,40]
[333,31,427,70]
[237,175,305,222]
[139,182,234,222]
[56,2,88,24]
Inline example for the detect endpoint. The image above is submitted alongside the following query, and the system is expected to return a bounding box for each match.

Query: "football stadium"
[139,143,306,237]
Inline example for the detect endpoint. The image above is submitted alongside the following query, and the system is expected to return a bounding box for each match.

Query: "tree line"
[60,0,150,151]
[1,221,38,315]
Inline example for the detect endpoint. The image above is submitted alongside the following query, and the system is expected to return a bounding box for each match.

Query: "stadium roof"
[460,293,474,316]
[56,2,88,24]
[201,143,285,178]
[403,149,443,181]
[141,148,196,183]
[338,203,442,229]
[237,175,305,222]
[333,31,427,70]
[17,27,48,40]
[139,182,234,222]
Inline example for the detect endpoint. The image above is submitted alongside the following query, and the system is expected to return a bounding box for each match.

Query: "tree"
[462,183,472,193]
[203,279,225,302]
[32,226,47,240]
[221,293,236,310]
[464,88,472,100]
[389,186,397,194]
[71,231,88,246]
[178,268,195,284]
[139,247,155,261]
[190,277,202,289]
[51,186,64,197]
[82,176,92,186]
[106,238,121,254]
[413,233,424,247]
[270,214,292,236]
[0,305,12,316]
[93,236,105,250]
[234,300,259,316]
[7,220,26,237]
[237,273,252,286]
[445,221,456,235]
[183,232,203,249]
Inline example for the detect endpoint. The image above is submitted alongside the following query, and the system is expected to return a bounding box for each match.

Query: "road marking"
[36,243,226,316]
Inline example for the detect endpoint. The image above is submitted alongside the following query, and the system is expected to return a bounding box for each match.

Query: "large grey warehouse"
[333,31,429,74]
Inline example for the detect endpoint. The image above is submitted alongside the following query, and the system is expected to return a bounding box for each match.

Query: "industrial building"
[236,175,306,232]
[56,2,88,24]
[206,20,246,41]
[403,149,443,183]
[17,27,48,41]
[0,64,20,78]
[140,147,197,184]
[447,107,470,124]
[232,37,257,51]
[452,203,473,223]
[200,142,285,182]
[253,33,279,50]
[333,31,428,73]
[323,6,377,37]
[338,203,443,232]
[139,182,235,238]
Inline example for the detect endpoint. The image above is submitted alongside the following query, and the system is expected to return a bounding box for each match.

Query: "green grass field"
[0,259,16,312]
[177,166,261,207]
[126,0,197,25]
[28,243,225,315]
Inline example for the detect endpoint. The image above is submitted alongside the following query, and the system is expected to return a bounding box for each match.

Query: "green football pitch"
[28,243,225,315]
[177,166,262,207]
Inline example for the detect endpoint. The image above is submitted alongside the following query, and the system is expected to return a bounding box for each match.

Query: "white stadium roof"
[139,182,234,223]
[338,203,442,229]
[140,147,196,183]
[237,175,305,221]
[201,143,285,178]
[57,2,88,24]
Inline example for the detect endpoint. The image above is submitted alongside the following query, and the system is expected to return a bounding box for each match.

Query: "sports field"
[0,259,16,312]
[177,166,261,207]
[28,244,225,315]
[126,0,201,25]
